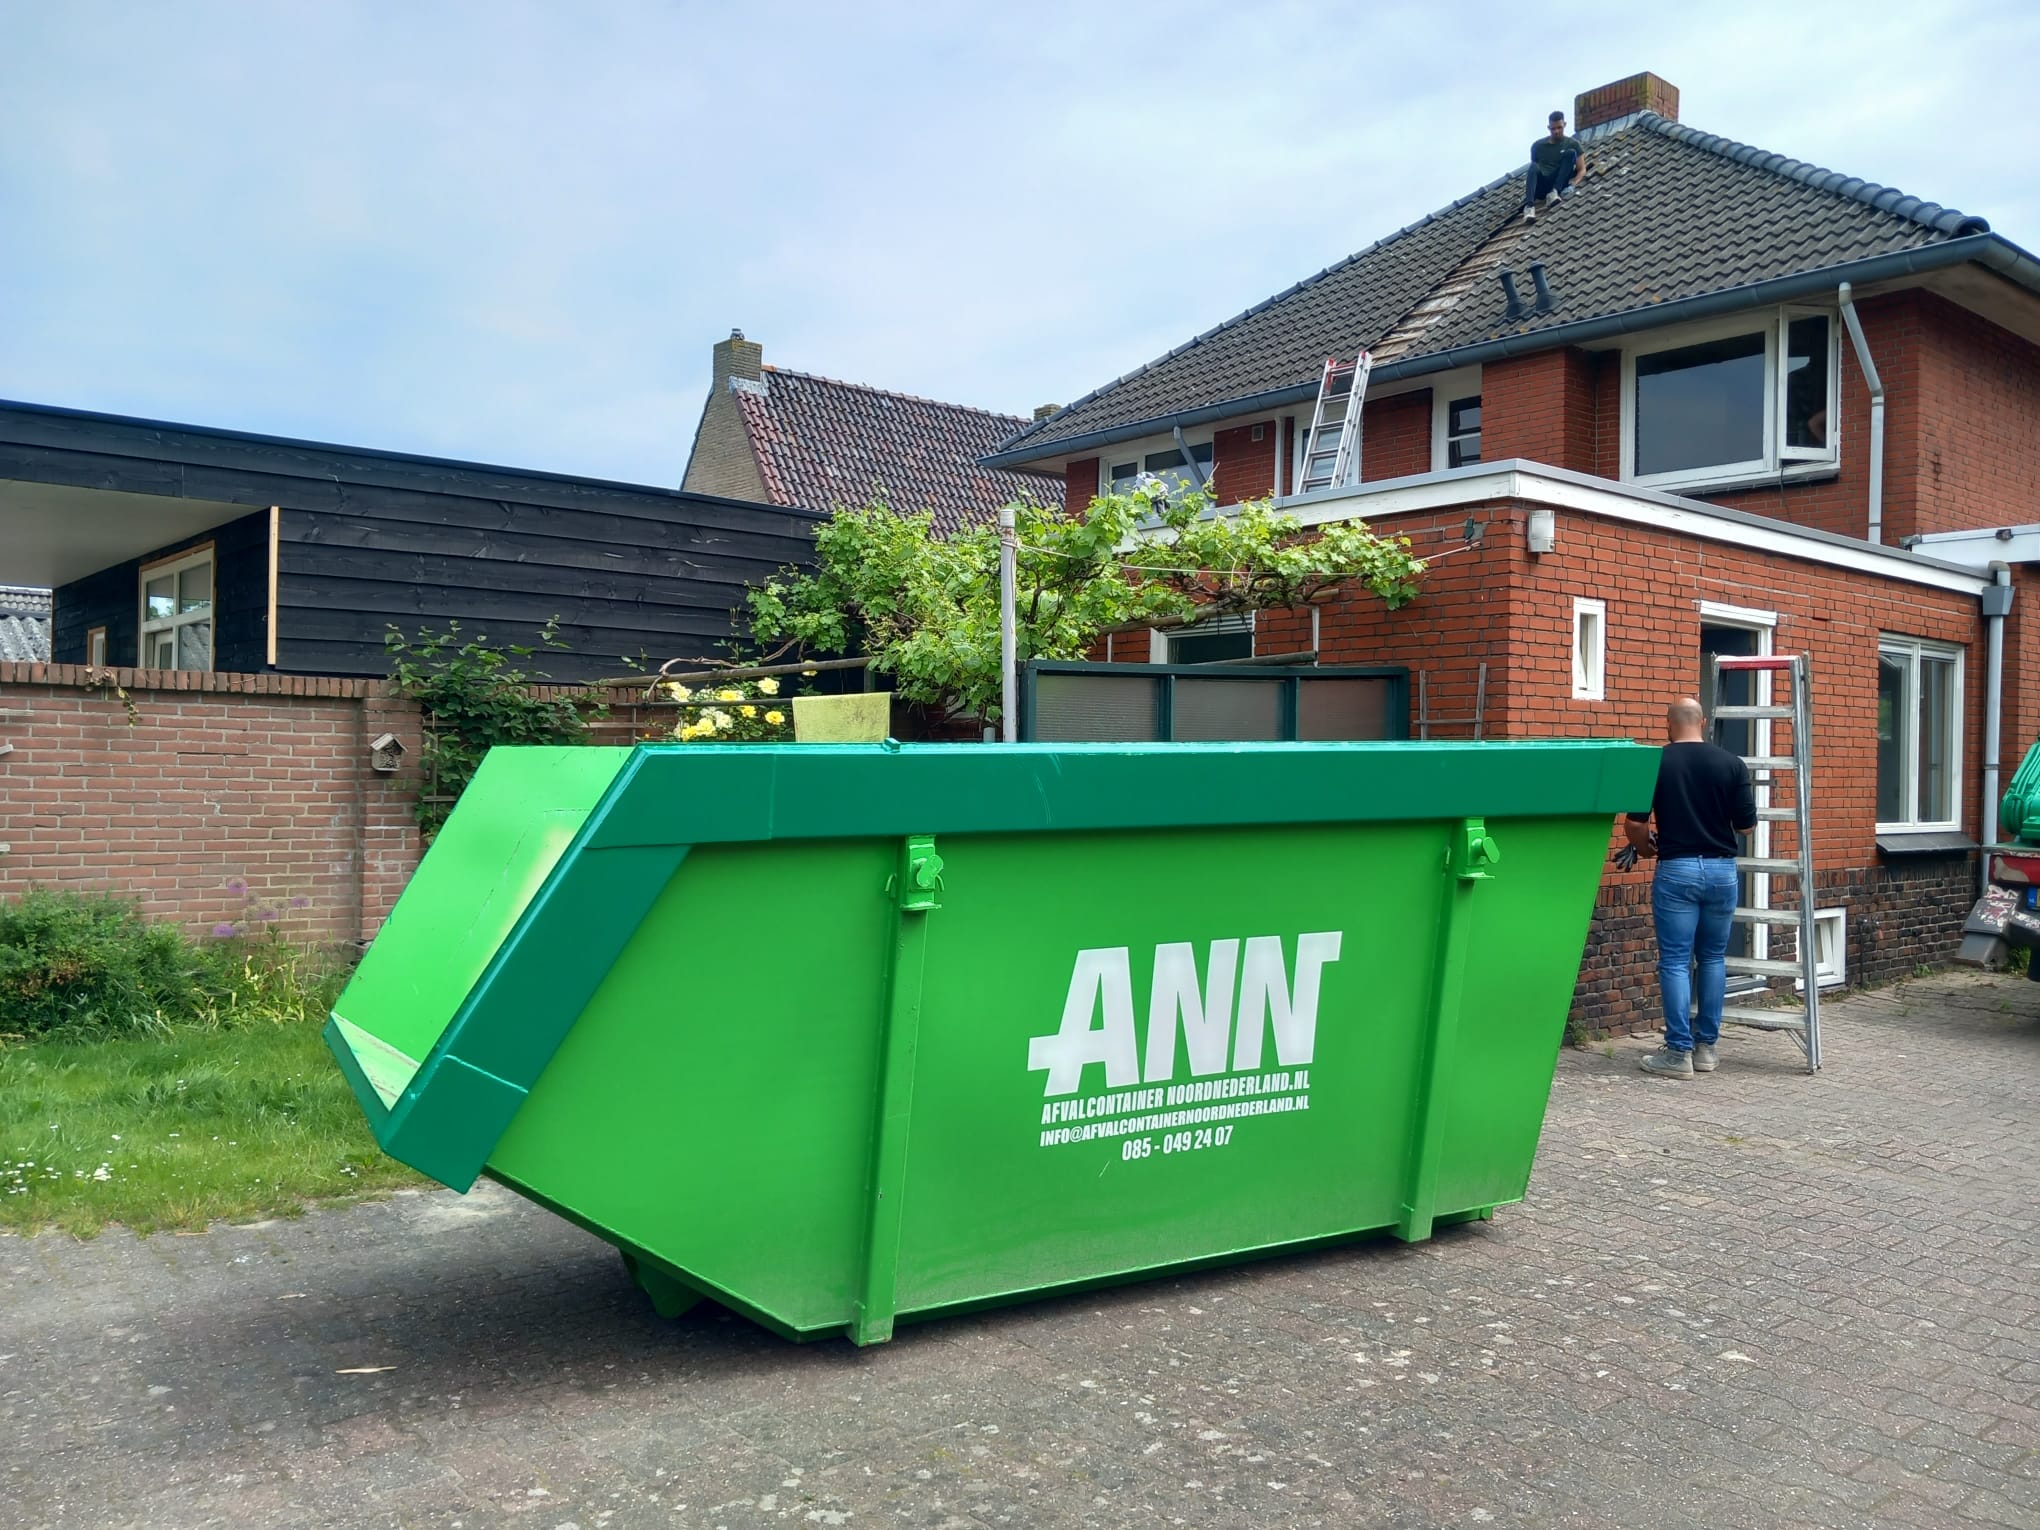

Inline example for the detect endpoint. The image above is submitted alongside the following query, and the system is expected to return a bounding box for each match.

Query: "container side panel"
[484,840,895,1333]
[1435,815,1613,1213]
[331,747,632,1073]
[894,823,1443,1313]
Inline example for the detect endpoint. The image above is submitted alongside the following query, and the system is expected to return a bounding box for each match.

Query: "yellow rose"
[670,719,689,740]
[765,709,785,726]
[756,676,780,696]
[665,681,692,701]
[741,705,757,719]
[717,688,742,702]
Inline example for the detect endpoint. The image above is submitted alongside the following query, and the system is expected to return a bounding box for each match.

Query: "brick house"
[984,72,2040,1027]
[684,329,1057,534]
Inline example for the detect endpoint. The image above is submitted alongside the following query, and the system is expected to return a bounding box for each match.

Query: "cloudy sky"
[4,1,2034,487]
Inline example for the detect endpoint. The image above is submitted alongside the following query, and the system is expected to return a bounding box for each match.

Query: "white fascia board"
[1279,462,1992,596]
[1905,525,2040,568]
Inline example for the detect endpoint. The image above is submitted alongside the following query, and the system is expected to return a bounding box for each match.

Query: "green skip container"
[328,739,1657,1344]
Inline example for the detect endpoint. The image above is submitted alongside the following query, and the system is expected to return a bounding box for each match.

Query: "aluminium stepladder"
[1710,653,1821,1072]
[1295,352,1373,494]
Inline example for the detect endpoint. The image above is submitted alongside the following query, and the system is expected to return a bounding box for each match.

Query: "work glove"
[1613,844,1640,872]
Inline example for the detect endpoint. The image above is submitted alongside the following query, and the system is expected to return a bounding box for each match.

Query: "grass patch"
[0,1016,422,1236]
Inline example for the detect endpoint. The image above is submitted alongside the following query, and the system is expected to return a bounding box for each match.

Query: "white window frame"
[1102,438,1215,500]
[1877,635,1964,833]
[1427,366,1484,473]
[86,626,107,667]
[1155,611,1254,664]
[1795,908,1848,992]
[1620,307,1841,491]
[138,546,215,672]
[1570,597,1606,701]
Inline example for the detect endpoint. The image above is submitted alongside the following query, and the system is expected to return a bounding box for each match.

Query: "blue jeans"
[1524,148,1579,206]
[1652,858,1739,1052]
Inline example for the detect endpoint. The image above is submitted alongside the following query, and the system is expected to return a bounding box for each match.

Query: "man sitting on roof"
[1522,110,1584,221]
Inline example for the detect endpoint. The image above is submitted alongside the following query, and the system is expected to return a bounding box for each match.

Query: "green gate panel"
[327,738,1658,1343]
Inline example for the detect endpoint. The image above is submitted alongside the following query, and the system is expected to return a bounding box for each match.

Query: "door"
[1700,625,1761,972]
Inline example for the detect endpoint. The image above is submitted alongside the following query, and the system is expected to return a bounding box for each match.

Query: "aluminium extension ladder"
[1711,653,1821,1072]
[1295,352,1373,494]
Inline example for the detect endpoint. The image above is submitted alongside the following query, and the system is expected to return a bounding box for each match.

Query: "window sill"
[1875,830,1977,857]
[1627,465,1840,498]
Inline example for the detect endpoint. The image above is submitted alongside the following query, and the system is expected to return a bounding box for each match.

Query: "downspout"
[1981,567,2013,895]
[1837,282,1885,544]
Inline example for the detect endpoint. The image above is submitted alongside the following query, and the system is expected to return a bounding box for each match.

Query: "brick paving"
[3,970,2036,1529]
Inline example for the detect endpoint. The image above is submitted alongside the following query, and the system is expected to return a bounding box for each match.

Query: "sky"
[4,1,2036,489]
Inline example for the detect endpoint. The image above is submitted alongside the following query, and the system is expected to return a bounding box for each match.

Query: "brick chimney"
[1033,404,1060,421]
[712,328,764,392]
[1574,72,1679,132]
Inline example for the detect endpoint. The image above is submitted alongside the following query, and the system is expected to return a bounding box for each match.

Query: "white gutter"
[1982,567,2013,892]
[1837,282,1886,545]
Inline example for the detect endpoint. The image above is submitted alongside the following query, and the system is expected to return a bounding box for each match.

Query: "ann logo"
[1026,934,1342,1097]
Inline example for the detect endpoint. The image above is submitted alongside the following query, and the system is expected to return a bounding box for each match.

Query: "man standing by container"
[1623,698,1757,1079]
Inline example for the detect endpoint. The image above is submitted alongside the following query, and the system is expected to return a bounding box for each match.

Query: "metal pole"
[998,506,1018,744]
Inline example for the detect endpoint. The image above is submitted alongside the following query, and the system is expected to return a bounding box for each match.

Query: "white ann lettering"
[1027,934,1342,1098]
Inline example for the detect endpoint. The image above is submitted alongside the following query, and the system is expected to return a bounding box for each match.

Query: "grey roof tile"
[737,369,1056,535]
[0,613,50,663]
[999,114,1982,460]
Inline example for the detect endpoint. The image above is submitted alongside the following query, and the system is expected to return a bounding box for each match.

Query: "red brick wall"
[1361,391,1432,482]
[1482,349,1596,471]
[1064,457,1099,516]
[0,662,424,945]
[1262,499,1989,1030]
[1211,420,1277,504]
[1910,292,2040,539]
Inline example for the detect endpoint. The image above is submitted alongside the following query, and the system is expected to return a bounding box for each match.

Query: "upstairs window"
[1162,611,1254,664]
[1622,310,1839,490]
[139,547,214,671]
[1106,441,1214,500]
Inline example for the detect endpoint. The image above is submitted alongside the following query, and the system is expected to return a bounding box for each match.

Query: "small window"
[86,627,107,667]
[1877,636,1962,830]
[1445,396,1482,468]
[1781,314,1832,456]
[138,547,214,672]
[1572,598,1606,701]
[1163,611,1254,665]
[1106,441,1214,499]
[1795,908,1847,992]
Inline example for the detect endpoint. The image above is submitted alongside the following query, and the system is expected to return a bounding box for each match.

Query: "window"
[1161,611,1253,665]
[86,627,107,667]
[1444,397,1481,468]
[1877,637,1962,830]
[1571,598,1605,701]
[1106,441,1213,500]
[139,547,214,672]
[1795,909,1847,992]
[1623,309,1839,488]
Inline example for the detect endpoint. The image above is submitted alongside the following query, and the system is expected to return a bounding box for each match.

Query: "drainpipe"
[1837,282,1885,544]
[1981,566,2013,895]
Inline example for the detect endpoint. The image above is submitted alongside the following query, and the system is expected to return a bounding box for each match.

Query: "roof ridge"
[760,365,1031,426]
[1637,111,1990,237]
[995,162,1530,457]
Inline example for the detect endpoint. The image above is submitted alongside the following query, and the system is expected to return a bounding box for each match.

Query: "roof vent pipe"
[1528,262,1556,312]
[1498,270,1526,320]
[1837,281,1885,544]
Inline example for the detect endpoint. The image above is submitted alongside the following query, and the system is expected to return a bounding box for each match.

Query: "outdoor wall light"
[368,732,406,773]
[1527,508,1557,555]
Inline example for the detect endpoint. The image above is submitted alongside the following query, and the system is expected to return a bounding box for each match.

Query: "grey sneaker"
[1639,1047,1695,1080]
[1522,205,1537,222]
[1545,189,1562,206]
[1692,1043,1719,1073]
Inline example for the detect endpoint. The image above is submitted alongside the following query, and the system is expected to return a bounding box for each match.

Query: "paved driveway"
[5,971,2036,1529]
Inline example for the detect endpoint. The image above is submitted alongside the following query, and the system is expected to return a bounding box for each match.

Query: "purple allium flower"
[288,896,309,909]
[211,923,237,938]
[257,908,281,923]
[225,878,248,896]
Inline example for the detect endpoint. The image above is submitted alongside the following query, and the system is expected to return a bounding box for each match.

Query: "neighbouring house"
[0,586,51,662]
[986,71,2040,1028]
[1,398,823,681]
[1,399,824,947]
[684,329,1057,534]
